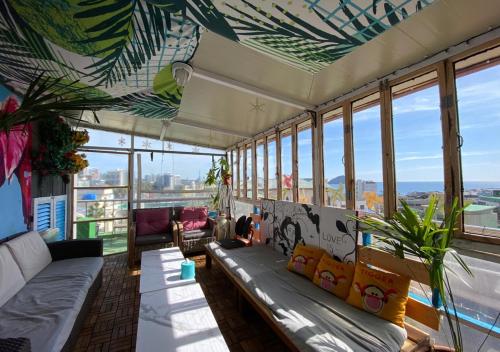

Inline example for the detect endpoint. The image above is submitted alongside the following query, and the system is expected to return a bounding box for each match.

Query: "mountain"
[327,175,345,185]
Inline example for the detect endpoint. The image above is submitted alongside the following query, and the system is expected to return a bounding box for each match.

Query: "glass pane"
[84,128,131,149]
[134,136,224,154]
[268,137,277,200]
[323,109,346,208]
[134,151,214,208]
[74,219,127,255]
[231,150,237,192]
[256,141,264,198]
[455,49,500,231]
[246,145,252,199]
[353,93,384,214]
[239,148,244,196]
[281,129,293,201]
[75,188,128,220]
[297,121,313,204]
[392,71,444,218]
[75,152,129,187]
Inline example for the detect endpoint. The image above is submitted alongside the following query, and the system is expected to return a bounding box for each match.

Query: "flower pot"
[432,287,443,308]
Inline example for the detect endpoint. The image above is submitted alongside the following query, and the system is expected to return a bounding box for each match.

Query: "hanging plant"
[32,116,90,182]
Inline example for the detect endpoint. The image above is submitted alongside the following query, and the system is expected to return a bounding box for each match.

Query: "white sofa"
[0,232,103,352]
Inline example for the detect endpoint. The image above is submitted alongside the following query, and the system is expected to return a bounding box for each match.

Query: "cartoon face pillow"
[313,254,354,299]
[287,244,325,280]
[346,263,410,327]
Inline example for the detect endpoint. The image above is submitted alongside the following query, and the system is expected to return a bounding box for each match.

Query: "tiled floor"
[73,253,289,352]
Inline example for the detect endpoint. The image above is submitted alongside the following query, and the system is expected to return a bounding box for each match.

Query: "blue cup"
[362,233,372,246]
[181,259,195,280]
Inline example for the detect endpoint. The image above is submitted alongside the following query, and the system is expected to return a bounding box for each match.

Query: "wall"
[0,85,31,238]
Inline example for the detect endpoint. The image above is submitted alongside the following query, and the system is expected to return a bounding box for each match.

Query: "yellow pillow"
[313,254,354,299]
[346,263,410,327]
[287,244,325,280]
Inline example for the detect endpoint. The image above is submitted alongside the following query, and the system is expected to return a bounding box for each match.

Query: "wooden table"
[139,247,195,294]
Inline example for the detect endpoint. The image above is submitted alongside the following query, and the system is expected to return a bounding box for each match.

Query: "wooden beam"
[343,102,355,210]
[437,61,464,233]
[264,137,269,199]
[252,140,257,201]
[243,146,248,198]
[291,123,299,202]
[276,130,282,201]
[380,80,397,217]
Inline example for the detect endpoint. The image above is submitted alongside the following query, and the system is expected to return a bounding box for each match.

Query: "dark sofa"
[0,234,103,352]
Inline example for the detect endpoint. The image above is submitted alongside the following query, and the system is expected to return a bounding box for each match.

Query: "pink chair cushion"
[180,207,208,231]
[136,208,170,236]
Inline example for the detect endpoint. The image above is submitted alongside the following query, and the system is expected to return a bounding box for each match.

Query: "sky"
[84,63,500,184]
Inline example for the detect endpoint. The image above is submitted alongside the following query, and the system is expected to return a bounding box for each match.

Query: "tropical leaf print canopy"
[0,0,432,121]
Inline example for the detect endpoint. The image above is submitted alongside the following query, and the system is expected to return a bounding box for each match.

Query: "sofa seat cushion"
[182,228,213,241]
[0,246,26,307]
[0,257,103,352]
[136,208,170,236]
[206,243,406,352]
[135,233,173,246]
[5,232,52,281]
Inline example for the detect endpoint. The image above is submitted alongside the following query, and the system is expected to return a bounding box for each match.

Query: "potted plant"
[354,195,472,352]
[204,157,231,212]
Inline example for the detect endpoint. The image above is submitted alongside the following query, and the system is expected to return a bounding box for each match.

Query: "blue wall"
[0,85,29,238]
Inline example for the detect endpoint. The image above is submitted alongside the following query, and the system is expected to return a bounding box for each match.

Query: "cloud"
[396,153,443,162]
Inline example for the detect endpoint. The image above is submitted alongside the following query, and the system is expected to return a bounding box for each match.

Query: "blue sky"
[84,64,500,184]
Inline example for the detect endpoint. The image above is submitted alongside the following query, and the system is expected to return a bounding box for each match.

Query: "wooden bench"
[206,245,439,352]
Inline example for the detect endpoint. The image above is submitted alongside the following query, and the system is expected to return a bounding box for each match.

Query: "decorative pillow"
[313,254,354,299]
[136,208,170,236]
[5,231,52,281]
[287,244,325,280]
[0,245,26,307]
[180,207,208,231]
[346,263,410,327]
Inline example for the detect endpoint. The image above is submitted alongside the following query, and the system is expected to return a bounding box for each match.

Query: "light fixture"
[172,62,193,87]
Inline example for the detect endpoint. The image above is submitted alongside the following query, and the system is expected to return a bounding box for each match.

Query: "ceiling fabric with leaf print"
[0,0,432,122]
[0,0,200,120]
[175,0,433,73]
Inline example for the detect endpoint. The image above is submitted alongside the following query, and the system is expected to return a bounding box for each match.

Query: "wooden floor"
[73,253,289,352]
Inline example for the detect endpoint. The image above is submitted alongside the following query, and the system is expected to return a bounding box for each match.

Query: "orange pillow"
[346,263,410,327]
[287,244,325,280]
[313,254,354,299]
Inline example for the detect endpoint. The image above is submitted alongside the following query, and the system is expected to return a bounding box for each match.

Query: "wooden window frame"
[227,38,500,245]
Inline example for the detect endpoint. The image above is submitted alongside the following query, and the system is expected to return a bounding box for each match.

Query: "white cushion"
[0,245,26,307]
[5,232,52,281]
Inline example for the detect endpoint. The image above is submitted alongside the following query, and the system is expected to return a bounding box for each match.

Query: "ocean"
[390,182,500,196]
[328,181,500,196]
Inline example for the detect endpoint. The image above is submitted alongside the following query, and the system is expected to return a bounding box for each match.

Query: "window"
[85,128,131,149]
[256,140,265,199]
[73,150,129,255]
[455,46,500,233]
[323,108,346,208]
[134,151,214,209]
[246,145,252,199]
[280,128,293,201]
[392,71,444,217]
[239,148,244,197]
[352,92,384,214]
[267,135,278,199]
[231,149,237,193]
[297,120,313,204]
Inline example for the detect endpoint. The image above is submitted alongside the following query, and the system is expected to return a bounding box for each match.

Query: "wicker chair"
[172,206,216,254]
[129,207,177,264]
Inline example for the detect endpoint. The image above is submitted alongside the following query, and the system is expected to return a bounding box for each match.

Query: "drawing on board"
[261,199,275,245]
[273,201,321,257]
[320,207,358,264]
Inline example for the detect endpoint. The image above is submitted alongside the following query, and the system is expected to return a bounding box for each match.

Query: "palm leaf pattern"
[113,91,180,120]
[74,0,196,88]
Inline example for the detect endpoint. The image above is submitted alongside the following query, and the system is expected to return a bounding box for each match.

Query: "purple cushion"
[136,208,170,236]
[180,207,208,231]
